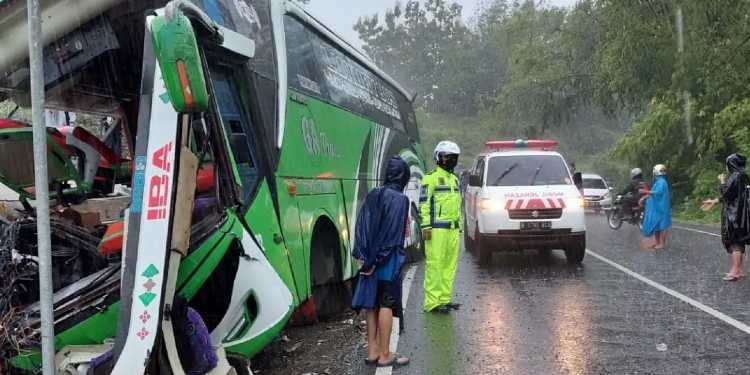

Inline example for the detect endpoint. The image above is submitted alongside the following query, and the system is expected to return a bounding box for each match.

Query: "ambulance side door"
[465,156,484,235]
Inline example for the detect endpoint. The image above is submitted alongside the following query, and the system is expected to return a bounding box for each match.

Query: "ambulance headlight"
[567,197,585,208]
[480,198,504,211]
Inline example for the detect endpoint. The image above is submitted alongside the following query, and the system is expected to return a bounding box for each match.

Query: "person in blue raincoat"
[352,156,411,368]
[641,164,672,249]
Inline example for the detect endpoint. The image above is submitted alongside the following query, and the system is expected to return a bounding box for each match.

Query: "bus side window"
[284,15,325,98]
[208,65,259,202]
[399,95,420,140]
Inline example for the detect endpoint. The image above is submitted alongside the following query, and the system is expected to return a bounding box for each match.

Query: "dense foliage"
[355,0,750,221]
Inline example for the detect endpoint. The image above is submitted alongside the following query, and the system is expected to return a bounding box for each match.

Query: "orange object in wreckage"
[99,221,125,256]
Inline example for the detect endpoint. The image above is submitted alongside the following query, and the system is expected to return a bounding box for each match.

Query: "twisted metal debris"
[0,215,107,370]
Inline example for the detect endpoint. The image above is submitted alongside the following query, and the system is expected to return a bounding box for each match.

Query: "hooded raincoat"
[641,175,672,237]
[721,153,750,251]
[351,156,410,317]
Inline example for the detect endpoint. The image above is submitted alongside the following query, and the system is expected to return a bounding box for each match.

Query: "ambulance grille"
[508,208,563,220]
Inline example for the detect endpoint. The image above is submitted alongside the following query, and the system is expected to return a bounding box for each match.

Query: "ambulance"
[463,140,586,264]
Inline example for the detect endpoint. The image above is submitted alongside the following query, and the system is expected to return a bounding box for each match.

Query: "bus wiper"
[530,162,544,186]
[493,163,519,185]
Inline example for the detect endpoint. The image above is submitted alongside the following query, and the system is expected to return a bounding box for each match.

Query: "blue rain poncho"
[641,175,672,237]
[351,156,410,315]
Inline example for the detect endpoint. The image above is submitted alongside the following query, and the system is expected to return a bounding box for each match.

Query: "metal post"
[27,0,56,373]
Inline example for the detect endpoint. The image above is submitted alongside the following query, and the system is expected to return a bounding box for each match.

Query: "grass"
[673,208,720,227]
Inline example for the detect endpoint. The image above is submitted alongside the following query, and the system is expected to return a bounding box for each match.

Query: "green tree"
[355,0,482,114]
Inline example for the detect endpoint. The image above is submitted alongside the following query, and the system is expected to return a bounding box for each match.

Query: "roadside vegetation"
[354,0,750,225]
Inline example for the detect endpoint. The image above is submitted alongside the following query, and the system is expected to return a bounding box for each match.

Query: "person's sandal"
[377,353,410,368]
[724,273,745,278]
[364,357,379,366]
[723,274,741,281]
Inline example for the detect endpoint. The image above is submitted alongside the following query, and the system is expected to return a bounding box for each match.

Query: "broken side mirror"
[151,7,209,113]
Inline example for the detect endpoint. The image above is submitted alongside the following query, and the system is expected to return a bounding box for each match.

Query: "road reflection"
[481,251,591,373]
[551,282,594,374]
[423,312,459,374]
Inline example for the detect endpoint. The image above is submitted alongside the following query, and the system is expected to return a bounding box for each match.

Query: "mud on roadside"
[251,311,369,375]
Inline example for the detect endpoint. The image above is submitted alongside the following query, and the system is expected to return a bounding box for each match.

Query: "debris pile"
[0,213,109,368]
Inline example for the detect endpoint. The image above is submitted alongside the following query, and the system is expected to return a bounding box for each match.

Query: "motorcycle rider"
[620,168,647,216]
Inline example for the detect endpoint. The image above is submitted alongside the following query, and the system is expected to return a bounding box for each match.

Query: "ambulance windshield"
[487,155,571,187]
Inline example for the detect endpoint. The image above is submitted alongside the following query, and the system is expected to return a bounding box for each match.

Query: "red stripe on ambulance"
[526,198,545,209]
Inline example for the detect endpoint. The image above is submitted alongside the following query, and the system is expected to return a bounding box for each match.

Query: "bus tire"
[405,203,425,263]
[310,218,347,318]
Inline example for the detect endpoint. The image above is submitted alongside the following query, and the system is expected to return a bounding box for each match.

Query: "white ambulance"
[463,140,586,264]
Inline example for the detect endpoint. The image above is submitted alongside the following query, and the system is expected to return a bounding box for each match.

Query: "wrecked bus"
[0,0,425,373]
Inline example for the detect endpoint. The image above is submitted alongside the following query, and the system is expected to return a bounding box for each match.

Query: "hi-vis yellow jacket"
[419,166,462,231]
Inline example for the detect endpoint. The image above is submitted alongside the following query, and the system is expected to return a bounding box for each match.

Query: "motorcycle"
[605,194,643,230]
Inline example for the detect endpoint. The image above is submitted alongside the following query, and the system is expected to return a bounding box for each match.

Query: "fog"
[308,0,578,48]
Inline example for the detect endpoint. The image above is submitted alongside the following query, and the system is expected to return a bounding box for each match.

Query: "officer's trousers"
[423,228,460,311]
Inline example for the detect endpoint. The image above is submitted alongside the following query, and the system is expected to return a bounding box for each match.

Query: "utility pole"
[27,0,56,373]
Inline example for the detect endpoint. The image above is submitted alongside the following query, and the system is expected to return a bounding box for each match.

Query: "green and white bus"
[0,0,425,372]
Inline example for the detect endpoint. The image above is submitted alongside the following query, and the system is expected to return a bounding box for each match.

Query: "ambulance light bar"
[485,139,558,151]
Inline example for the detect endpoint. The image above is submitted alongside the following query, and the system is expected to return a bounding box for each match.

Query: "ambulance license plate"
[521,221,552,230]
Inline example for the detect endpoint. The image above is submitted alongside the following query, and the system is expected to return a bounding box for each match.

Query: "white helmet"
[630,168,642,179]
[433,140,461,162]
[653,164,667,176]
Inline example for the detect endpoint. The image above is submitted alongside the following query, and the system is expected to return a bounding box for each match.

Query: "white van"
[582,173,613,213]
[464,140,586,264]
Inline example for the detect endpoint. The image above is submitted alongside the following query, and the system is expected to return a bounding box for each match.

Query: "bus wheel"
[310,218,347,318]
[406,203,425,263]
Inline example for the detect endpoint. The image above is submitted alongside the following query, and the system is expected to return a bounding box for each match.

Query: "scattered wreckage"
[0,116,131,370]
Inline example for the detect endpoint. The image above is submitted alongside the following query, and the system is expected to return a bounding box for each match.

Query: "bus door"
[198,41,297,352]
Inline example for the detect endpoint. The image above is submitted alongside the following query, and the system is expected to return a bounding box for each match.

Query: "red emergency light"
[485,139,558,152]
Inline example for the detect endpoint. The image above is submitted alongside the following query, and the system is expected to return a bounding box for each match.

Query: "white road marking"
[672,225,721,238]
[587,248,750,335]
[375,264,417,375]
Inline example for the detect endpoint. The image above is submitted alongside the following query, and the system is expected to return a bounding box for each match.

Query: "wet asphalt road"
[384,215,750,375]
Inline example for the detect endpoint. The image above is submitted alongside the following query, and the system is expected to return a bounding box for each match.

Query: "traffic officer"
[420,141,462,313]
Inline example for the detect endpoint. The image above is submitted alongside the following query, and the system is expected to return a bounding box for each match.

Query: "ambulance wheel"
[565,239,586,264]
[476,233,492,265]
[463,221,474,253]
